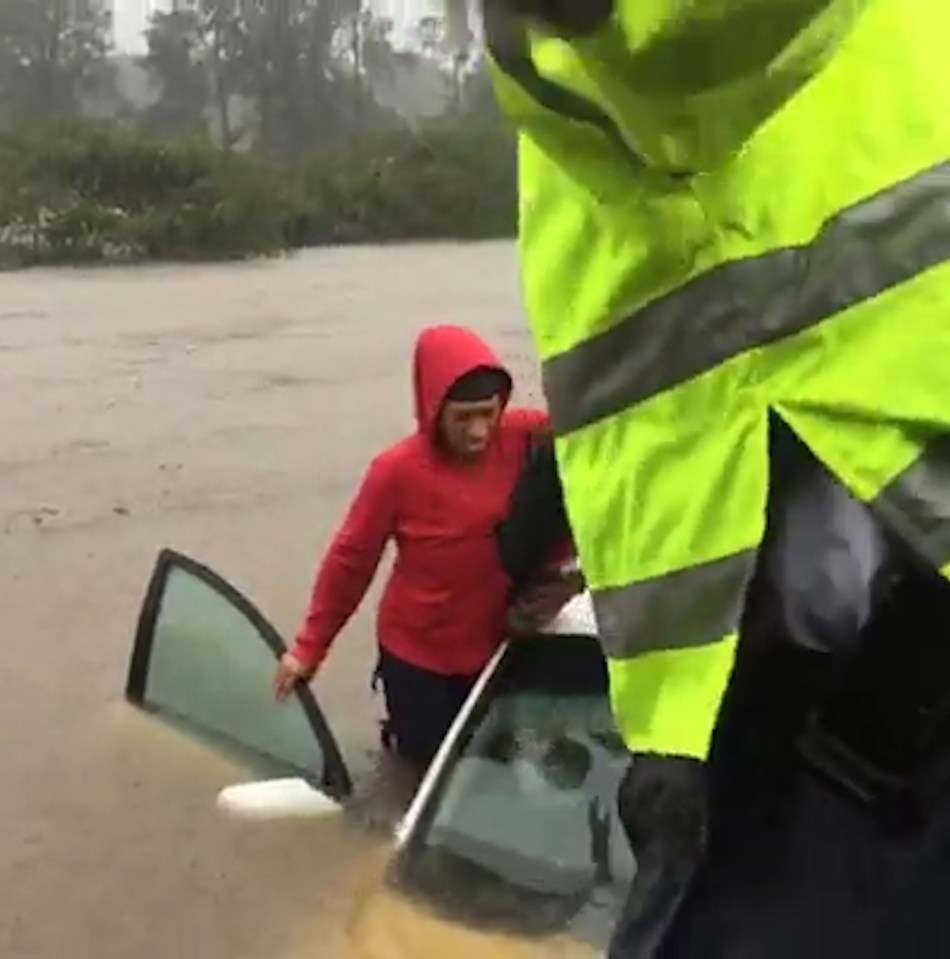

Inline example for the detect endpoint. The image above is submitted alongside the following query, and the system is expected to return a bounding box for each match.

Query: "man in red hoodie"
[273,324,551,768]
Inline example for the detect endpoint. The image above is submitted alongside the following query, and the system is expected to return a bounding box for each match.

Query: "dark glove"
[608,754,709,959]
[496,432,571,597]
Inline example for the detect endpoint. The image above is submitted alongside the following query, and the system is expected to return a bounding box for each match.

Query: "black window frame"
[124,548,352,802]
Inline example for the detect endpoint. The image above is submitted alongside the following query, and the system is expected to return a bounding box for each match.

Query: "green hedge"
[294,123,517,246]
[0,120,517,268]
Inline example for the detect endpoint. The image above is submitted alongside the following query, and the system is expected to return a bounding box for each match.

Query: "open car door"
[124,549,352,803]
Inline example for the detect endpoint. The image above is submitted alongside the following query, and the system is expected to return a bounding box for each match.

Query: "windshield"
[391,635,635,947]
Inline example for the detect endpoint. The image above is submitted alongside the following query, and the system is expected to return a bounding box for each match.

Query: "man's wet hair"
[446,366,512,404]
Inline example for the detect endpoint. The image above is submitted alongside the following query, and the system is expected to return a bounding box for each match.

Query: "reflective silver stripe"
[544,161,950,435]
[872,434,950,569]
[592,550,757,659]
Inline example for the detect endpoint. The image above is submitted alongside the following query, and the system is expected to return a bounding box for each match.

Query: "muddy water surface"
[0,244,567,959]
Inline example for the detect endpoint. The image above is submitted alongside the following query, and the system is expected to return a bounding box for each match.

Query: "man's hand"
[507,571,585,637]
[273,651,316,702]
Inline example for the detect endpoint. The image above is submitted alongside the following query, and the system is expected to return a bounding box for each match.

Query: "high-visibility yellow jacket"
[487,0,950,760]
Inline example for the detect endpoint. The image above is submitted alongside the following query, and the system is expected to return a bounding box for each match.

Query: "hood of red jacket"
[412,325,512,442]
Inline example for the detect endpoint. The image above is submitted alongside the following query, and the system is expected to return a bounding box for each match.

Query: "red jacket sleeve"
[290,454,397,669]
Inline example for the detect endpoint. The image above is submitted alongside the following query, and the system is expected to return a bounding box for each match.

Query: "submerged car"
[124,549,636,955]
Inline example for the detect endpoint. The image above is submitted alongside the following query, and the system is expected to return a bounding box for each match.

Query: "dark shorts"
[375,647,479,769]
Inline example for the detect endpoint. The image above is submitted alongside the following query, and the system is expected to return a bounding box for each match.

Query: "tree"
[0,0,114,128]
[142,1,244,147]
[200,0,246,148]
[141,10,209,135]
[140,0,400,156]
[357,13,397,90]
[456,53,504,124]
[222,0,378,157]
[333,5,414,129]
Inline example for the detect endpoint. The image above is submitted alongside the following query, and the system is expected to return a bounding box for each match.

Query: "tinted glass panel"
[394,636,634,947]
[127,552,349,798]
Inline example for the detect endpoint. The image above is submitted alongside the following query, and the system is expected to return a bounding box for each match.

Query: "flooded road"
[0,244,554,958]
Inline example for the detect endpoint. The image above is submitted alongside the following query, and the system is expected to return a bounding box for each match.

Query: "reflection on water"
[82,712,595,959]
[7,680,595,959]
[1,704,378,959]
[343,850,597,959]
[2,635,608,959]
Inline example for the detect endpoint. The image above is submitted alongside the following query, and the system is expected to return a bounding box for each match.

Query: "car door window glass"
[126,551,350,799]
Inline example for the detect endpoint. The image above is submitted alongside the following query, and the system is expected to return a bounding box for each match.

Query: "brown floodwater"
[0,244,581,959]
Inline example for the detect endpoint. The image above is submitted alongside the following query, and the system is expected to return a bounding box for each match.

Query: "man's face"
[439,396,503,460]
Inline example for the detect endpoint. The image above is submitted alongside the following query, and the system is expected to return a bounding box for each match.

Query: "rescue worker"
[476,0,950,955]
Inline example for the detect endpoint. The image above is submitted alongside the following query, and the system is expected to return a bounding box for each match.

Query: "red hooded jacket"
[290,325,548,676]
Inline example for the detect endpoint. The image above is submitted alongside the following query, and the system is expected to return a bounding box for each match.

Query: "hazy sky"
[110,0,444,56]
[112,0,151,55]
